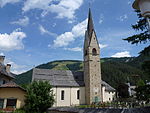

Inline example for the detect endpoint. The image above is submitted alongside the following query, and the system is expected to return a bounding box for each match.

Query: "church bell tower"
[84,8,102,104]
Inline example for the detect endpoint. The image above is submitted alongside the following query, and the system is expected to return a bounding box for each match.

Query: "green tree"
[124,10,150,80]
[117,83,130,98]
[135,85,150,103]
[137,79,145,87]
[124,10,150,54]
[142,60,150,75]
[24,80,54,113]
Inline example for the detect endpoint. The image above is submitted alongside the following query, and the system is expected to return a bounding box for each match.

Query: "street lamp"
[133,0,150,33]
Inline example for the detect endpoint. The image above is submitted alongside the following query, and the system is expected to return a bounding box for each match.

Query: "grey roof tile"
[102,81,116,92]
[32,68,115,91]
[32,68,84,87]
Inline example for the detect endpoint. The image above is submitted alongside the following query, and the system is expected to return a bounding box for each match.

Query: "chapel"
[32,9,116,106]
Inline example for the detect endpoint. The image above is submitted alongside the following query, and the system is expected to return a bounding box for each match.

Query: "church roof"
[32,68,116,91]
[0,63,15,79]
[102,81,116,92]
[32,68,85,87]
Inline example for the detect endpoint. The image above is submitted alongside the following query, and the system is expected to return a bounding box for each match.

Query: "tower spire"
[87,8,94,37]
[84,8,102,104]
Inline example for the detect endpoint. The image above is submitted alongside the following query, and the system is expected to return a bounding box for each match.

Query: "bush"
[24,80,54,113]
[12,109,26,113]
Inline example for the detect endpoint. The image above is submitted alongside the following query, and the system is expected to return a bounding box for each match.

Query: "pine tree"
[124,10,150,75]
[124,10,150,56]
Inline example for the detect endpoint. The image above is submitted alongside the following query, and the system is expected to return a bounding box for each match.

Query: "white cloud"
[0,52,4,56]
[0,29,26,51]
[5,58,27,74]
[39,25,57,37]
[54,32,74,47]
[10,16,29,26]
[23,0,52,12]
[23,0,83,19]
[64,47,82,52]
[99,44,108,49]
[99,14,104,24]
[111,51,131,58]
[0,0,20,7]
[127,1,132,5]
[53,18,88,47]
[49,0,83,19]
[117,14,128,21]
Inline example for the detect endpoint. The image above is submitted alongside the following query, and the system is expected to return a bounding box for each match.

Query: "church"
[32,9,116,106]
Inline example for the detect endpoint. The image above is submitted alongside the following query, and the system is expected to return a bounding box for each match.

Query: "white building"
[32,69,116,106]
[32,9,116,107]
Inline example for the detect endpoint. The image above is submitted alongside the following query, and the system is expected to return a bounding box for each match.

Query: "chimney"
[6,64,11,73]
[0,56,5,64]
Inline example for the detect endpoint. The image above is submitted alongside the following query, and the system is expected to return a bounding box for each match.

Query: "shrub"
[24,80,54,113]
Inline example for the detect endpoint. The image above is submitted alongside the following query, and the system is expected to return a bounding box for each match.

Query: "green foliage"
[37,60,82,71]
[135,85,150,103]
[117,83,129,98]
[101,61,146,88]
[15,57,150,89]
[142,60,150,75]
[124,10,149,46]
[137,79,145,87]
[124,10,150,78]
[12,109,26,113]
[24,80,54,113]
[15,69,33,85]
[140,46,150,56]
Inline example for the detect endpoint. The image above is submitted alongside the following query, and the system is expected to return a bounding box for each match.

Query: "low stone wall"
[48,107,150,113]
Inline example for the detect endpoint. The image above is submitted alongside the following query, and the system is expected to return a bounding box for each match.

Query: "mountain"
[15,56,150,88]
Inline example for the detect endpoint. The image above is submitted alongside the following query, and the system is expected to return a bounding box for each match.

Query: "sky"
[0,0,149,74]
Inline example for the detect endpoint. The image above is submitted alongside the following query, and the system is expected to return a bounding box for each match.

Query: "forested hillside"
[15,56,150,88]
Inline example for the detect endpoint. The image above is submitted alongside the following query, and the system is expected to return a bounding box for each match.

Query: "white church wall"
[54,87,71,106]
[102,86,116,102]
[70,87,85,105]
[52,87,85,107]
[52,87,57,106]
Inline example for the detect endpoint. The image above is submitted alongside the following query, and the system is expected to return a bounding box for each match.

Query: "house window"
[77,90,80,100]
[61,90,64,100]
[2,80,6,84]
[0,79,3,85]
[75,76,78,80]
[6,99,17,108]
[0,99,4,109]
[92,48,97,56]
[109,98,111,101]
[113,98,114,101]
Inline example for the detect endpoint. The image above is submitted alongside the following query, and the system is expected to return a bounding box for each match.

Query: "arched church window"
[61,90,64,100]
[92,48,97,56]
[77,90,80,100]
